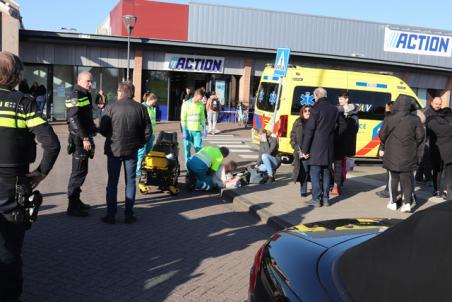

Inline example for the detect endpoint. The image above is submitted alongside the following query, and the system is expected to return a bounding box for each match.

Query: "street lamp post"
[122,15,137,81]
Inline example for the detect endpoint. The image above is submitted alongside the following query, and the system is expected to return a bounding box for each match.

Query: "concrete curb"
[221,173,443,232]
[221,188,292,231]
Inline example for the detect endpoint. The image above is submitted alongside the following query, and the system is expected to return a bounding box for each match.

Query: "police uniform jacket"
[66,85,96,140]
[0,86,60,213]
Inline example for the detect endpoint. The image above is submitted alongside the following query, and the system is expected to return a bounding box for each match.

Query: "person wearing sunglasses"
[290,105,312,199]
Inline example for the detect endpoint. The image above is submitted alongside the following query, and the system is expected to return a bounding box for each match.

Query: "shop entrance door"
[169,72,187,121]
[168,72,209,121]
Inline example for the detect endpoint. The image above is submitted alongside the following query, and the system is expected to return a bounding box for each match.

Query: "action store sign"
[165,53,225,73]
[384,27,452,57]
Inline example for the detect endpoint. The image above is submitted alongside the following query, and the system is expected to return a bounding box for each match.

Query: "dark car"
[249,202,452,302]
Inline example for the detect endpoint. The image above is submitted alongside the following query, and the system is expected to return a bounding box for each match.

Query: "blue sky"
[20,0,452,33]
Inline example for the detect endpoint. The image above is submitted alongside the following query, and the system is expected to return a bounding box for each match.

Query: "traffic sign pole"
[270,48,291,134]
[270,77,282,133]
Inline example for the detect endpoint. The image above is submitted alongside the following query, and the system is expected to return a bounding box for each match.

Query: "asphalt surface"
[21,122,273,302]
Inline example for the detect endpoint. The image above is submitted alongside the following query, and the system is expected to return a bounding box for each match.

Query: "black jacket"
[426,108,452,165]
[100,98,151,157]
[302,97,347,166]
[257,136,280,166]
[336,104,359,158]
[0,88,60,212]
[379,96,425,172]
[66,85,97,139]
[290,118,306,182]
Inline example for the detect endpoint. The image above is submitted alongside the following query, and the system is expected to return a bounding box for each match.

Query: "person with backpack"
[379,94,425,213]
[206,91,221,135]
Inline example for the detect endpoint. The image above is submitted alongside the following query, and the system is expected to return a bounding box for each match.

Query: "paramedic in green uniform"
[180,88,206,165]
[187,146,229,191]
[136,92,157,176]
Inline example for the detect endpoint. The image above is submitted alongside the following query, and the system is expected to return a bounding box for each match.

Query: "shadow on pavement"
[22,191,273,302]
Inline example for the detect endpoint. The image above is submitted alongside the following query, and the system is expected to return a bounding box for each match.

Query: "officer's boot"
[78,198,91,210]
[67,198,89,217]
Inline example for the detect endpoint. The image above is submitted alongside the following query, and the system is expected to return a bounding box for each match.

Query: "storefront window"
[143,70,169,121]
[53,65,75,120]
[101,68,121,103]
[23,64,49,88]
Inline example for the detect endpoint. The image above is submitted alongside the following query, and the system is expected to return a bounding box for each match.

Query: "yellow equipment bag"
[142,151,169,170]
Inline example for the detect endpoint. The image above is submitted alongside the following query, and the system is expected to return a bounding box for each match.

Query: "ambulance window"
[256,82,279,112]
[348,90,392,120]
[292,86,342,114]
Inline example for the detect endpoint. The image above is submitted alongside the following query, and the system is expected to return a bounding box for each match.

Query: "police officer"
[180,88,207,165]
[66,71,97,217]
[0,52,60,301]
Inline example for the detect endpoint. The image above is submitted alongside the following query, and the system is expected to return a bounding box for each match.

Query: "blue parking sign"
[274,48,291,77]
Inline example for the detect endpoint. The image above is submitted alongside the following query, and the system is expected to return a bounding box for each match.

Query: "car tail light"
[249,243,266,294]
[277,115,289,137]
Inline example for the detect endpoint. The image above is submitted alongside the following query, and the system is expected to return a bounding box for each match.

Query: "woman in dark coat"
[379,95,425,213]
[426,107,452,200]
[290,105,311,197]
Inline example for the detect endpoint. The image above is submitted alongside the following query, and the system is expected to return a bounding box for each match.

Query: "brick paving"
[21,123,273,302]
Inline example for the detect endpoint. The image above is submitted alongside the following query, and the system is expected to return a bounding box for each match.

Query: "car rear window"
[291,86,392,120]
[256,82,279,112]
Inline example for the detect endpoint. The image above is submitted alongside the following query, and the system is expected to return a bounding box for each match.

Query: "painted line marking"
[239,154,258,159]
[218,145,251,149]
[204,141,246,144]
[229,149,254,153]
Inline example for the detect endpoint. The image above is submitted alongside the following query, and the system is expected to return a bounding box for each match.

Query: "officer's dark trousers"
[0,178,26,302]
[67,137,89,201]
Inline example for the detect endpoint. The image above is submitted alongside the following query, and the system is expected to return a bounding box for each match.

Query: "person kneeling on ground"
[187,146,229,191]
[212,160,242,189]
[256,129,281,183]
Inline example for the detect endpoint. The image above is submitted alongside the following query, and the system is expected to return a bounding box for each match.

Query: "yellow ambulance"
[252,65,422,158]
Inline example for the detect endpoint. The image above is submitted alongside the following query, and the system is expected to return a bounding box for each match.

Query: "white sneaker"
[400,202,415,213]
[387,201,397,211]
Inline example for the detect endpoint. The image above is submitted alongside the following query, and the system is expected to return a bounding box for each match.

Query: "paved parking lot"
[22,123,273,302]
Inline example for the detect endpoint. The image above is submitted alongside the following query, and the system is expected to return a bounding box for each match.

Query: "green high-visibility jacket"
[196,146,224,172]
[180,98,206,132]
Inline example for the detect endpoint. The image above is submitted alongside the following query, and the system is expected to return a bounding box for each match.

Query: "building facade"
[18,1,452,121]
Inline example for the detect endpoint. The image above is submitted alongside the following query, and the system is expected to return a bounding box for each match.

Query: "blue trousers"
[187,156,212,191]
[183,131,203,165]
[258,153,279,177]
[136,134,155,176]
[309,165,331,202]
[106,153,138,218]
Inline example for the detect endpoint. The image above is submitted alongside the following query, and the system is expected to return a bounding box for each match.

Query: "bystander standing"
[99,82,151,224]
[301,88,346,207]
[379,95,425,213]
[331,92,359,195]
[136,92,158,176]
[206,91,221,135]
[426,107,452,200]
[290,105,311,199]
